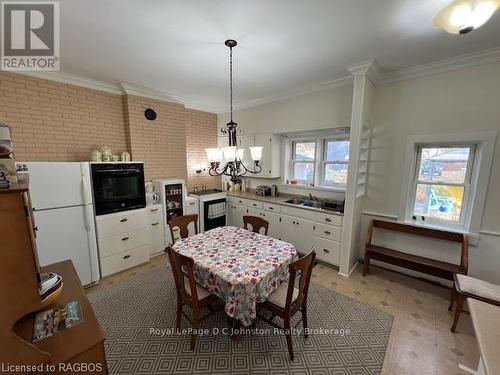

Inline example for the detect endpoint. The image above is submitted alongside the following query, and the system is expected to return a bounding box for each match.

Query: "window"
[402,132,496,234]
[410,145,474,225]
[323,140,350,187]
[284,130,350,190]
[292,141,316,185]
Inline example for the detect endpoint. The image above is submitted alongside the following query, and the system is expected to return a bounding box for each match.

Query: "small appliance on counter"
[271,184,279,197]
[256,185,272,196]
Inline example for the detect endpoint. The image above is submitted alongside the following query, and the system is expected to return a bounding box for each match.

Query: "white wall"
[218,84,353,199]
[218,84,353,134]
[363,60,500,284]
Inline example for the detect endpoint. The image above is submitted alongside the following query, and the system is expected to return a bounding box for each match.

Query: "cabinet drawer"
[315,212,342,227]
[280,205,316,221]
[228,196,249,206]
[100,245,150,277]
[314,237,340,265]
[148,205,162,214]
[314,223,342,241]
[248,200,264,209]
[150,220,165,255]
[96,209,147,238]
[149,212,162,226]
[99,228,149,258]
[263,203,281,213]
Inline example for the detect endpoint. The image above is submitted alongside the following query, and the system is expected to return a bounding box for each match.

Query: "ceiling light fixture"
[205,40,263,182]
[433,0,499,34]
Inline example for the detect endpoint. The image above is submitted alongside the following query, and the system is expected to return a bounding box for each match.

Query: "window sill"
[280,184,346,193]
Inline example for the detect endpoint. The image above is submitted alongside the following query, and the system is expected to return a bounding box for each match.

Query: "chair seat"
[184,276,211,300]
[267,281,299,309]
[456,274,500,302]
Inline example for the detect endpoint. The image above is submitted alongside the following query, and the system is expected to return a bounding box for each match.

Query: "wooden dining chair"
[243,215,269,235]
[166,247,218,350]
[257,251,316,361]
[168,214,198,244]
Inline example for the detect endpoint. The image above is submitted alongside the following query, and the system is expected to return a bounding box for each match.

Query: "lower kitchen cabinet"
[226,195,343,267]
[280,215,314,254]
[247,207,281,238]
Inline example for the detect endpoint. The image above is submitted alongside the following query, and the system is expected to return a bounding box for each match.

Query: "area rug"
[87,263,393,374]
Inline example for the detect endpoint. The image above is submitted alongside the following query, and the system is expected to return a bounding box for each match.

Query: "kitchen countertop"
[227,190,344,216]
[469,299,500,375]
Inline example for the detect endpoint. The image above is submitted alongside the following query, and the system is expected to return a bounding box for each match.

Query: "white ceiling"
[60,0,500,112]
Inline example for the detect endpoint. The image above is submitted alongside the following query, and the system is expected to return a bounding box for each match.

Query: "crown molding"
[20,71,122,95]
[379,46,500,84]
[346,58,382,84]
[228,75,354,113]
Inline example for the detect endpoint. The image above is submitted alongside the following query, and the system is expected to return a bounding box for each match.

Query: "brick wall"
[124,95,187,181]
[0,72,128,161]
[185,108,221,191]
[0,72,220,189]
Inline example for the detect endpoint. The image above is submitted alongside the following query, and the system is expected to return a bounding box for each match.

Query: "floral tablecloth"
[172,226,298,326]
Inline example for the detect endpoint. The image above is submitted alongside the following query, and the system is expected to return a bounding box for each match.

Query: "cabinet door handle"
[324,231,331,235]
[150,208,159,212]
[322,248,330,253]
[123,255,131,259]
[296,222,300,225]
[120,218,128,222]
[325,218,332,222]
[292,221,295,224]
[269,207,274,210]
[253,203,257,206]
[121,237,130,241]
[189,202,195,205]
[152,222,160,226]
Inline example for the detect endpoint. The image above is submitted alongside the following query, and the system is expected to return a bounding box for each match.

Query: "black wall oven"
[91,163,146,215]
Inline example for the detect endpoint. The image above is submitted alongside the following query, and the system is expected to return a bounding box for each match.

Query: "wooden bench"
[363,220,469,282]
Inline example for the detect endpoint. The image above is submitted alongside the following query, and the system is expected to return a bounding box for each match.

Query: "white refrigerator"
[18,162,100,286]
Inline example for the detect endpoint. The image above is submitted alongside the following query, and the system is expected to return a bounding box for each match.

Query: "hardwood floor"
[87,255,479,375]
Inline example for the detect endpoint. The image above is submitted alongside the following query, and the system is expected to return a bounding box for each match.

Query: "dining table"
[171,226,298,326]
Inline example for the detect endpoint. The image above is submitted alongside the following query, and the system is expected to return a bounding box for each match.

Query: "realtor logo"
[1,1,59,71]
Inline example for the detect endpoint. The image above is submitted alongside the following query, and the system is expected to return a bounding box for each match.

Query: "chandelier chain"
[229,45,233,123]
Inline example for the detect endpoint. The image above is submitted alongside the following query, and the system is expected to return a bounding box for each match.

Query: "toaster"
[255,185,272,196]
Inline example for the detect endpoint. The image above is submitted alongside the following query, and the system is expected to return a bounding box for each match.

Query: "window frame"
[321,138,350,189]
[409,144,476,228]
[282,129,350,191]
[400,132,497,234]
[290,139,317,185]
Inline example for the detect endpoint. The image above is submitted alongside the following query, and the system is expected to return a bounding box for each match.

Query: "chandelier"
[205,39,263,182]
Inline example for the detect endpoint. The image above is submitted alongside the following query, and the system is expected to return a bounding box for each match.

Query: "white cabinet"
[148,205,165,256]
[228,203,247,228]
[96,208,150,277]
[254,134,281,178]
[221,133,282,178]
[227,194,343,267]
[280,215,314,254]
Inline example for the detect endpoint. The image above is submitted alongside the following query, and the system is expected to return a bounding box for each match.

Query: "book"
[33,301,83,342]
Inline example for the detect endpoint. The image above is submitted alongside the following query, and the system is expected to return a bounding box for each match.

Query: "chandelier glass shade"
[205,40,263,182]
[433,0,499,34]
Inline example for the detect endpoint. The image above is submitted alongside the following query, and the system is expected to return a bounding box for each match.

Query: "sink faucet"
[309,193,313,200]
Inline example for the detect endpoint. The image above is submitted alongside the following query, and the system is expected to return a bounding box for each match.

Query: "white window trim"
[321,138,350,189]
[281,129,350,191]
[400,131,497,234]
[290,139,317,185]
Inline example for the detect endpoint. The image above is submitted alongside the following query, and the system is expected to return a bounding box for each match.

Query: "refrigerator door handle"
[80,162,92,205]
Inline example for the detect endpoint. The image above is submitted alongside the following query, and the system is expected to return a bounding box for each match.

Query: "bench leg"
[448,284,456,312]
[451,293,465,333]
[363,256,370,276]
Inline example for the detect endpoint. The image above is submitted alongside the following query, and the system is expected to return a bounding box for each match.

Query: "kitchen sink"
[284,199,305,205]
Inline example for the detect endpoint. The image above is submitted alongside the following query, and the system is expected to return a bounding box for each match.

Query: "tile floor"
[88,255,479,375]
